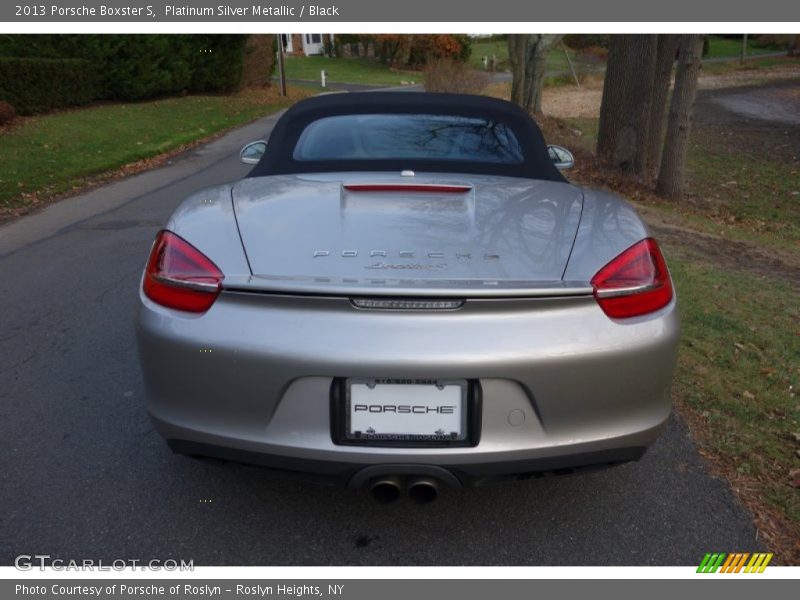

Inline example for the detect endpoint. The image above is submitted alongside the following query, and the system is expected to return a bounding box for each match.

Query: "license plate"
[345,378,467,442]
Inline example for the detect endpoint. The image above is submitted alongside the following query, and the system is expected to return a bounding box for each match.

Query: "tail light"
[143,230,223,313]
[590,238,673,319]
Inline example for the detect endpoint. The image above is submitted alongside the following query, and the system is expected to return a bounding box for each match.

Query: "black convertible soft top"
[247,91,566,183]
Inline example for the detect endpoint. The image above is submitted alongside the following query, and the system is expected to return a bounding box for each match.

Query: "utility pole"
[740,34,748,65]
[276,34,287,96]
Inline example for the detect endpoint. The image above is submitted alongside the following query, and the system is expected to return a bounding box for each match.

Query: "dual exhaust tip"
[369,475,439,504]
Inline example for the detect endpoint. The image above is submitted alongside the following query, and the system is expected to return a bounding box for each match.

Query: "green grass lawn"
[280,41,597,89]
[469,39,597,73]
[279,36,628,94]
[666,256,800,526]
[282,55,419,86]
[706,35,784,59]
[468,39,509,68]
[469,37,783,75]
[0,88,307,214]
[560,101,800,544]
[701,54,800,77]
[685,130,800,246]
[470,36,786,77]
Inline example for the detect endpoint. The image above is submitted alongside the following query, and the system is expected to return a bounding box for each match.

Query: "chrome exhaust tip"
[369,476,402,504]
[407,478,439,504]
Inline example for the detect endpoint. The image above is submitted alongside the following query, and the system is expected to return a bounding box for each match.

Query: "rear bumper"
[167,437,648,487]
[137,290,679,486]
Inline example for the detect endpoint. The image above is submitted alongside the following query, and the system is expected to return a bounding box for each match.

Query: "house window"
[307,34,322,44]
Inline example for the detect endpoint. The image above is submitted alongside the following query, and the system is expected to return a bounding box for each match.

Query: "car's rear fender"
[161,184,251,278]
[563,188,653,281]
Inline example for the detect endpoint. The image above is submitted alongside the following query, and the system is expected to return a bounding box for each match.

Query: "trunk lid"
[231,173,584,296]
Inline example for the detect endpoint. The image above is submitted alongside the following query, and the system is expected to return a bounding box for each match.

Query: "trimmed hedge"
[98,35,246,100]
[186,35,247,93]
[0,35,251,114]
[90,35,246,101]
[98,36,192,101]
[0,57,102,115]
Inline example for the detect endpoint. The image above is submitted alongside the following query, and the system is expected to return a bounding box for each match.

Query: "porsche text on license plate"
[346,379,467,442]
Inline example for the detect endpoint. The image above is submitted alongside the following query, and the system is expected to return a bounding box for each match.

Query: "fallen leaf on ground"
[791,469,800,488]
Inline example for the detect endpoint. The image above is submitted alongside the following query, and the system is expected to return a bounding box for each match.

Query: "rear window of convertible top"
[292,113,525,164]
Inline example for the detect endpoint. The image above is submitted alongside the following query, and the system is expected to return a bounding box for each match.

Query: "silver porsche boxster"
[136,92,679,503]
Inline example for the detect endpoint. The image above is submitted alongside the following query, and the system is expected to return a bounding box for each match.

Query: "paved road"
[0,107,761,566]
[704,80,800,126]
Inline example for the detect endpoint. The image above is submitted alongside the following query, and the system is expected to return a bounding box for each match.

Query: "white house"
[281,34,334,56]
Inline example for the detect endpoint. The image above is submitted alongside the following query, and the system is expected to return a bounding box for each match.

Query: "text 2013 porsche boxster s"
[136,92,679,503]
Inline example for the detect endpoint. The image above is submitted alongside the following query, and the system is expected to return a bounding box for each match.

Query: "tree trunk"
[520,40,538,110]
[644,34,681,181]
[527,44,549,113]
[508,35,527,107]
[508,34,562,114]
[520,40,537,110]
[656,35,705,200]
[597,35,658,176]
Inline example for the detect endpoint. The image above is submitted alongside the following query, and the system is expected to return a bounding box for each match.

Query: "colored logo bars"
[697,553,773,573]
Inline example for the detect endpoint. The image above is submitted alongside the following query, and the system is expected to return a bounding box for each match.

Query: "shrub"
[563,35,610,50]
[752,34,798,52]
[186,35,247,93]
[98,35,247,99]
[452,35,473,63]
[335,34,360,56]
[242,35,276,89]
[407,35,467,67]
[374,34,410,66]
[423,58,490,94]
[0,100,15,125]
[0,35,250,111]
[98,36,191,101]
[579,45,609,61]
[376,35,472,68]
[0,57,102,114]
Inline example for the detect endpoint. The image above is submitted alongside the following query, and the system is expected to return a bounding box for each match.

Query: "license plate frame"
[330,378,481,448]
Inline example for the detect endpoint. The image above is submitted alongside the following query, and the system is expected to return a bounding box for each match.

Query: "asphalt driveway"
[0,106,761,565]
